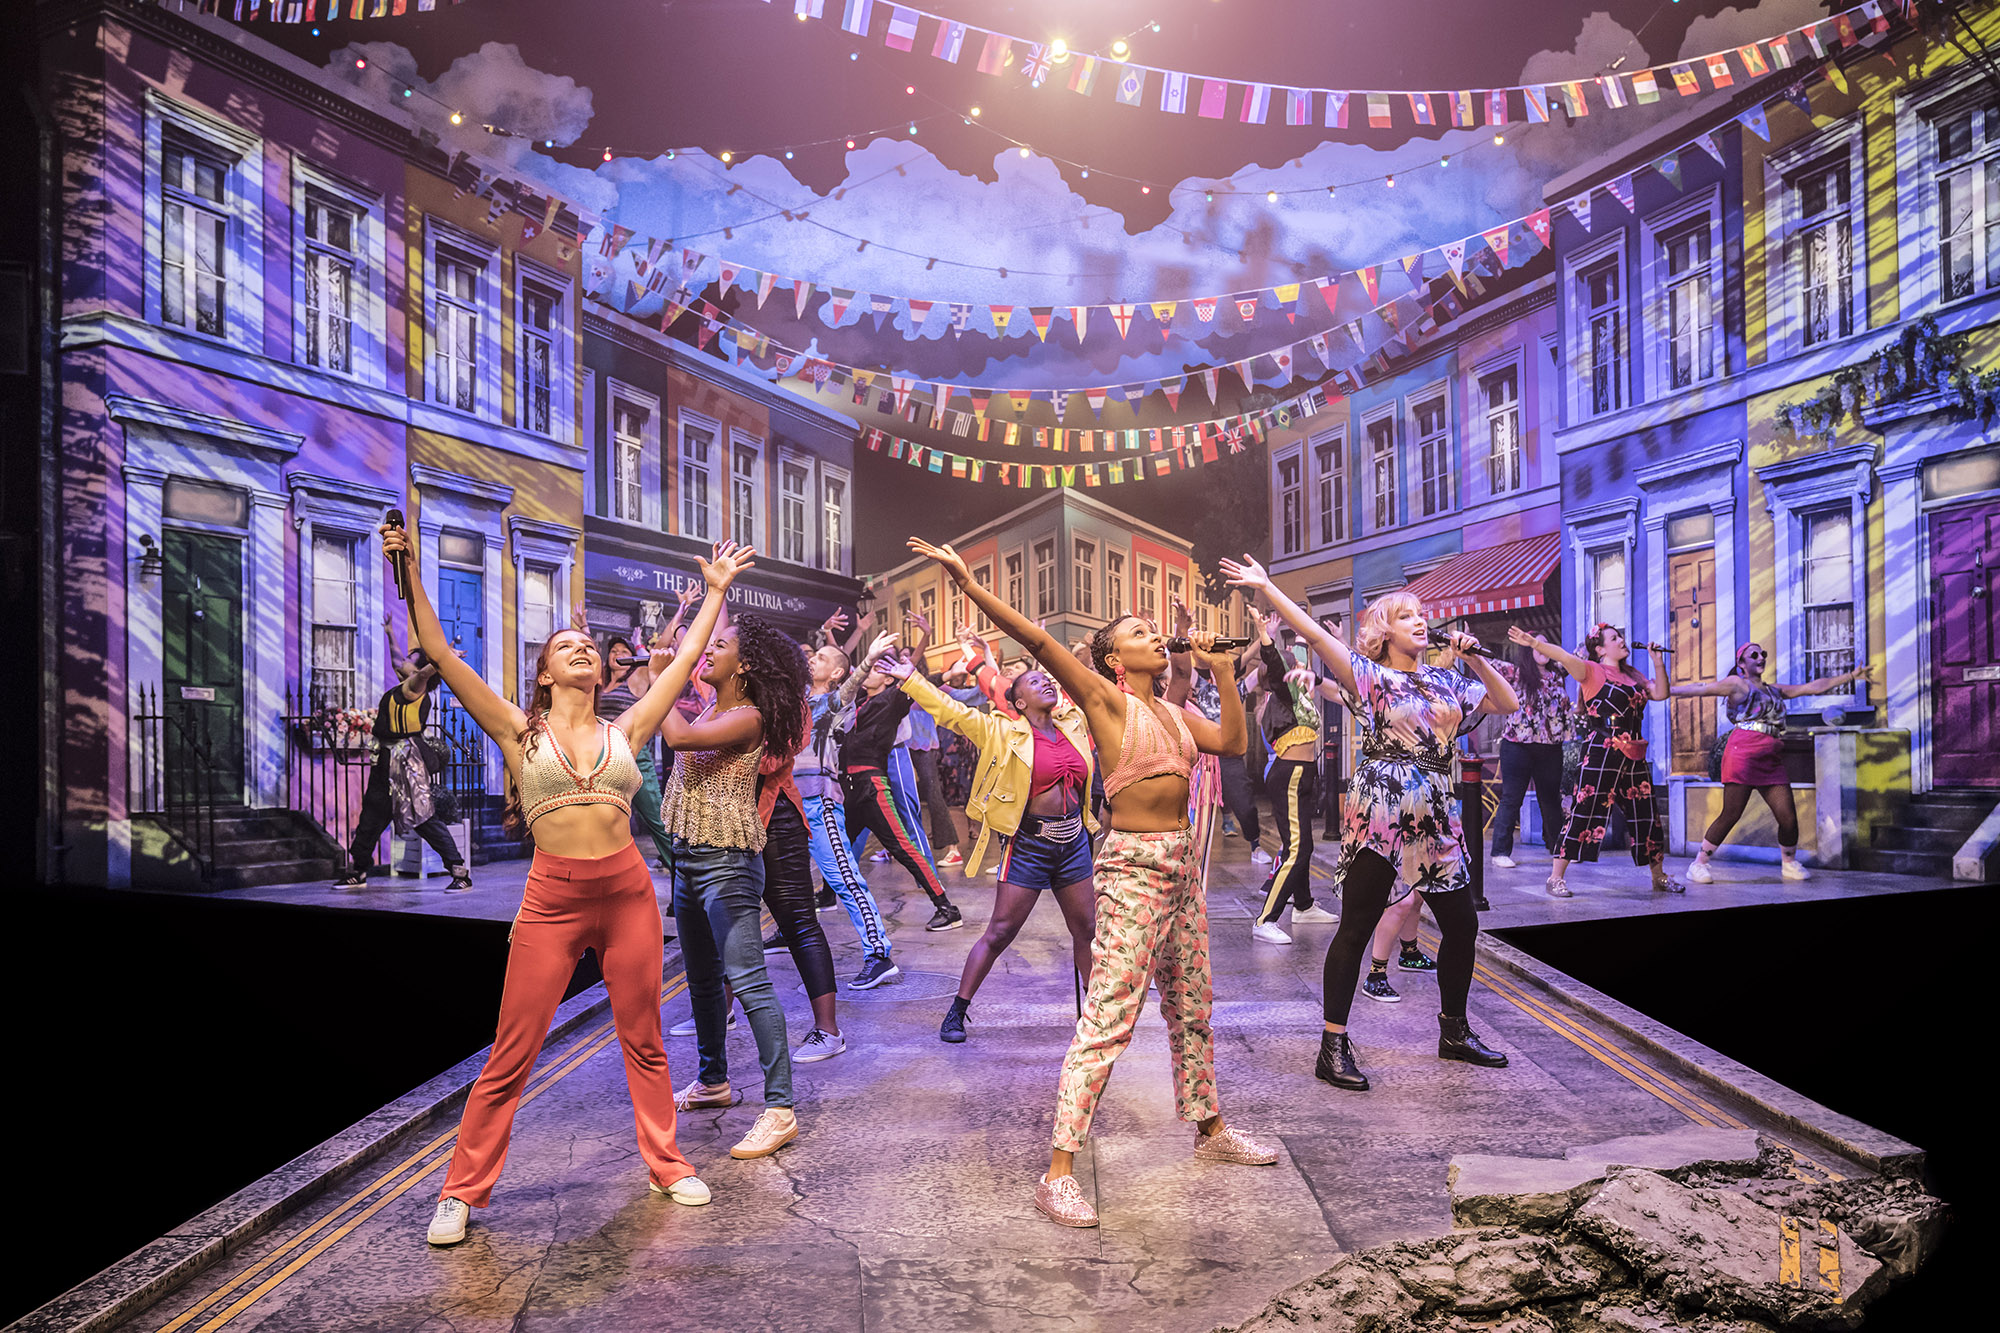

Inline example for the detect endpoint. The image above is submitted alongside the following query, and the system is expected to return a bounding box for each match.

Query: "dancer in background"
[1222,557,1517,1094]
[880,655,1097,1044]
[802,639,899,989]
[1672,644,1874,883]
[385,527,745,1247]
[1510,624,1679,898]
[1487,640,1575,870]
[333,617,468,893]
[838,631,964,932]
[658,610,813,1161]
[1248,612,1341,944]
[909,536,1275,1233]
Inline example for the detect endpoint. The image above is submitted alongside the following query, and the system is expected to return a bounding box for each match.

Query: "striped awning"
[1403,531,1563,620]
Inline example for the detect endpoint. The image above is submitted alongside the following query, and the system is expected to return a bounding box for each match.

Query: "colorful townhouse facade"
[866,489,1246,675]
[1545,8,2000,871]
[30,0,632,885]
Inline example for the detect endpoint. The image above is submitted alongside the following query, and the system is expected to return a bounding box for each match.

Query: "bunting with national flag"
[1486,88,1509,125]
[1407,92,1435,126]
[1286,88,1313,125]
[1068,54,1099,94]
[931,18,964,61]
[1632,68,1660,103]
[976,32,1011,74]
[884,5,918,50]
[1241,83,1271,123]
[1736,42,1769,76]
[1367,93,1392,128]
[1599,74,1628,108]
[1705,52,1734,87]
[1198,78,1229,118]
[839,0,871,36]
[1326,92,1349,128]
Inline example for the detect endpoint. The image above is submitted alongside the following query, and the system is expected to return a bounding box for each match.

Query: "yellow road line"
[155,974,691,1333]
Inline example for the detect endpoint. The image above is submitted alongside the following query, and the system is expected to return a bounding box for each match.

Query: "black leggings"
[1704,782,1800,849]
[1257,757,1317,922]
[1324,849,1479,1024]
[762,796,836,1000]
[1217,754,1262,843]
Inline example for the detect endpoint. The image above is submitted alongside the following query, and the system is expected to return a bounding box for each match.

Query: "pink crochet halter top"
[1101,689,1197,799]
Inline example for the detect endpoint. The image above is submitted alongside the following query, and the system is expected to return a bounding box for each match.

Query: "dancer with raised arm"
[657,611,813,1161]
[875,653,1098,1044]
[1220,556,1519,1094]
[1509,623,1679,897]
[1672,643,1874,883]
[1486,641,1575,871]
[1248,612,1342,944]
[908,536,1275,1231]
[382,525,748,1248]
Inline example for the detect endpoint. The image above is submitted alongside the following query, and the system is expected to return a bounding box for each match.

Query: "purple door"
[1930,499,2000,787]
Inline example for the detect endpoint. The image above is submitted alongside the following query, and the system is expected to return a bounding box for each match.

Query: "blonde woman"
[1221,557,1519,1093]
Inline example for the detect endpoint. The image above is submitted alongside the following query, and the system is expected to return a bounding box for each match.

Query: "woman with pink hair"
[1221,557,1519,1095]
[1670,643,1873,882]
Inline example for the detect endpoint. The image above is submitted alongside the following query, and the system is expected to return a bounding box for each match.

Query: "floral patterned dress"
[1334,652,1487,903]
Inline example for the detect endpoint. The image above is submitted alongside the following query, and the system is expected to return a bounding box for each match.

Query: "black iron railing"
[132,684,220,881]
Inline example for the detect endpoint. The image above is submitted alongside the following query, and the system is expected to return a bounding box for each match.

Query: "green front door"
[163,529,245,800]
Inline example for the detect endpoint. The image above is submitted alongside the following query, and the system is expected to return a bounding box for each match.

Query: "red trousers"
[441,842,695,1207]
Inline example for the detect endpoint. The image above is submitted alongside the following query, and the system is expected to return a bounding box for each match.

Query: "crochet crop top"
[518,722,641,828]
[658,705,768,852]
[1101,689,1197,799]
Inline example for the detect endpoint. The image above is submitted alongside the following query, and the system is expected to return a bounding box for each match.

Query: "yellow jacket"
[900,673,1097,877]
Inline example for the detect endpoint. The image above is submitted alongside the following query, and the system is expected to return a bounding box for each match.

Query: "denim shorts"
[998,814,1095,891]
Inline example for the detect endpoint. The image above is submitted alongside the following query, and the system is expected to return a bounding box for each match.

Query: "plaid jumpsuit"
[1557,664,1663,865]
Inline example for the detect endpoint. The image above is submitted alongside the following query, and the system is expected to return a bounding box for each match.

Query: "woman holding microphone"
[380,523,751,1247]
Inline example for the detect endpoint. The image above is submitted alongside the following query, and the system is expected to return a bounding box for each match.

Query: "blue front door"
[436,567,485,678]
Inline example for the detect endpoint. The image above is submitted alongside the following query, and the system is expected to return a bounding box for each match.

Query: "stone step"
[1896,800,1990,834]
[1869,824,1973,853]
[1851,846,1953,879]
[215,858,336,890]
[209,836,330,867]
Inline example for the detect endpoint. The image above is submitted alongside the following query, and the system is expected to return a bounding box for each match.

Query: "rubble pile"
[1217,1127,1946,1333]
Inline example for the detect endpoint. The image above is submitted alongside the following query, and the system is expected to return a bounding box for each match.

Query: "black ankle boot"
[1438,1014,1508,1068]
[1315,1030,1370,1091]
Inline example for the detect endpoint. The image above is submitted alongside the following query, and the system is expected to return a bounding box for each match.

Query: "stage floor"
[87,834,1938,1333]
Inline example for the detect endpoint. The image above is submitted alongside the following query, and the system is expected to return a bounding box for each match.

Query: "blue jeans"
[667,837,793,1108]
[803,793,891,959]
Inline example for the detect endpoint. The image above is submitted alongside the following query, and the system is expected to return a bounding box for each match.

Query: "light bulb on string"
[1019,146,1031,157]
[970,105,981,117]
[1439,155,1449,168]
[354,57,367,69]
[786,149,795,159]
[1266,189,1278,202]
[1080,167,1090,178]
[908,124,918,135]
[905,85,915,95]
[1050,39,1070,62]
[1204,190,1213,202]
[846,139,856,149]
[1110,38,1129,58]
[450,111,463,125]
[1150,22,1161,32]
[850,51,859,61]
[402,87,413,98]
[1493,133,1505,145]
[1385,174,1395,187]
[1141,184,1151,194]
[602,147,613,162]
[720,150,733,163]
[1326,185,1336,198]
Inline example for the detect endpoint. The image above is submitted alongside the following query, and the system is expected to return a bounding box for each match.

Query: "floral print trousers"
[1051,827,1219,1152]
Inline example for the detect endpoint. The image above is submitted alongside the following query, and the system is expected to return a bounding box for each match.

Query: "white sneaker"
[1290,905,1339,925]
[1491,854,1517,869]
[1780,859,1811,881]
[792,1028,846,1063]
[426,1196,470,1246]
[1249,846,1275,866]
[670,1012,737,1037]
[1251,921,1292,945]
[649,1175,712,1206]
[1685,861,1714,884]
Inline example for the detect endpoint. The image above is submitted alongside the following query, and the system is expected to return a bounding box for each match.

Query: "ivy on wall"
[1775,316,2000,442]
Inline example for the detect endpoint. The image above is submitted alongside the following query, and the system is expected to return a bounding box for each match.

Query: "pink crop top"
[1101,690,1197,799]
[1028,728,1088,807]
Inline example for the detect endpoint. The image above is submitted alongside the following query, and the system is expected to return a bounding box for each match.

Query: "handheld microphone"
[1637,642,1675,654]
[384,508,412,602]
[1456,641,1501,660]
[617,655,653,668]
[1166,634,1253,653]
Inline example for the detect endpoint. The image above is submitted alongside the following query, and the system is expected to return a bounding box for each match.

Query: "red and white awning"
[1403,531,1563,620]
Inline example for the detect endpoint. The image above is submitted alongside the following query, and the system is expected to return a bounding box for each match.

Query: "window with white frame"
[519,562,557,705]
[1366,414,1398,530]
[730,438,762,549]
[948,579,968,634]
[1073,536,1097,618]
[919,586,937,638]
[1578,255,1625,416]
[1313,431,1346,545]
[432,244,485,413]
[898,595,915,648]
[1196,599,1212,634]
[1656,215,1717,390]
[1590,547,1628,629]
[1104,549,1126,623]
[972,559,995,631]
[1794,155,1856,346]
[609,396,649,523]
[779,457,812,563]
[1005,550,1025,613]
[302,190,358,374]
[309,531,359,709]
[1801,508,1856,679]
[1482,366,1523,495]
[1277,448,1304,556]
[518,277,562,436]
[1413,394,1451,517]
[1167,568,1186,619]
[1137,560,1159,626]
[1033,538,1058,617]
[680,419,717,540]
[160,137,233,339]
[1935,101,2000,301]
[821,468,848,572]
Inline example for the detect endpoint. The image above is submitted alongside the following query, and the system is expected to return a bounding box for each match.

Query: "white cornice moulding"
[409,463,515,506]
[106,394,304,458]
